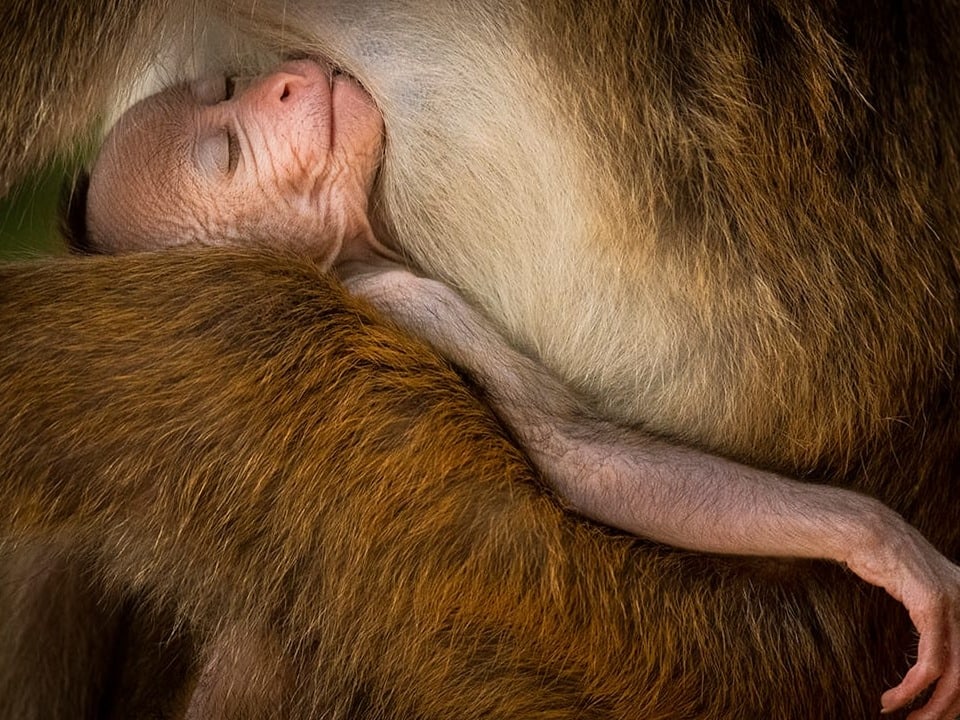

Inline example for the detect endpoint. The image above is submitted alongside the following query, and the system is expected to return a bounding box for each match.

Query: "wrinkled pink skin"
[88,59,396,267]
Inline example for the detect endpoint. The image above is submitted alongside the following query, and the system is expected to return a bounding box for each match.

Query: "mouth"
[327,68,341,147]
[330,66,370,94]
[275,56,379,152]
[327,66,377,148]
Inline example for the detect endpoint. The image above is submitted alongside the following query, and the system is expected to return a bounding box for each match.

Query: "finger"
[905,676,959,720]
[883,626,946,714]
[905,619,960,720]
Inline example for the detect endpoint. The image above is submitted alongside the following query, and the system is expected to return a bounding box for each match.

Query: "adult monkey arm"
[0,249,899,719]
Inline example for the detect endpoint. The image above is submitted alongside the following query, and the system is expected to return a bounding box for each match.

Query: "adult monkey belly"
[0,1,957,719]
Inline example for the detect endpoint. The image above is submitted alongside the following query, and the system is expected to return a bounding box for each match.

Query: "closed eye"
[226,128,240,173]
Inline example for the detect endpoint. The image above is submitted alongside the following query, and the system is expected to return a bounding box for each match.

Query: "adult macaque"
[67,56,960,717]
[1,1,960,719]
[0,250,930,720]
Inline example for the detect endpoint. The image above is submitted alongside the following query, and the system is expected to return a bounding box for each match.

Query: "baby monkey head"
[80,59,386,266]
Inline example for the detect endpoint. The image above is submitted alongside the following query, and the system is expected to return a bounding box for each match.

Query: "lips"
[270,57,380,160]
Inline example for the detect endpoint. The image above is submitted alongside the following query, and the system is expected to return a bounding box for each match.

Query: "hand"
[847,520,960,719]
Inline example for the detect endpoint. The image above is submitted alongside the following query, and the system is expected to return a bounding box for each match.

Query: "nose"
[251,59,329,106]
[256,72,308,105]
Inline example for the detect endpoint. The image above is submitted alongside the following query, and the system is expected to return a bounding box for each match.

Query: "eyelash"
[225,130,240,174]
[223,76,239,173]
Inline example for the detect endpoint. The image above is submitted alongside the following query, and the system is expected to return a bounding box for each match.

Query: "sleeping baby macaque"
[66,58,960,715]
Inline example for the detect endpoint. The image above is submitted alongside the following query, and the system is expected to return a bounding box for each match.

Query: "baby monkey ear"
[58,170,94,255]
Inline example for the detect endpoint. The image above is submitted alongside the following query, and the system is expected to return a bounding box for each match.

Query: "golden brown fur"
[0,1,184,197]
[0,251,905,718]
[1,1,959,718]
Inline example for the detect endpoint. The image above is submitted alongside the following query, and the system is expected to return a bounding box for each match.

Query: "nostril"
[280,83,291,101]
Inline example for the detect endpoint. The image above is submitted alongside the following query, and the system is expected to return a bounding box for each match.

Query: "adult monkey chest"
[0,0,958,718]
[265,0,959,475]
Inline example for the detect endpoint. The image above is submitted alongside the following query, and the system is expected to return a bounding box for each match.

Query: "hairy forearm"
[349,268,903,568]
[540,426,893,565]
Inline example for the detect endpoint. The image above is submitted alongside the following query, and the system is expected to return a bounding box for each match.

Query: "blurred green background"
[0,163,75,259]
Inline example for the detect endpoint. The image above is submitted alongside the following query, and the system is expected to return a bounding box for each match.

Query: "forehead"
[94,84,211,240]
[108,85,196,197]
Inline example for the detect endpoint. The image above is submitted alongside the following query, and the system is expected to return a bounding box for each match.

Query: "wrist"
[833,494,904,576]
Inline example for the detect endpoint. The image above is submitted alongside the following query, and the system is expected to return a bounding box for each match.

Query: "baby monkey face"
[87,59,385,265]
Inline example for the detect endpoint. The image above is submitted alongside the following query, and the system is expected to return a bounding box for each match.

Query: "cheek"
[215,180,318,241]
[259,136,325,205]
[201,187,270,245]
[332,84,385,187]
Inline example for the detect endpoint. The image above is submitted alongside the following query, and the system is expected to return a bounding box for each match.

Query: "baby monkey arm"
[342,263,960,720]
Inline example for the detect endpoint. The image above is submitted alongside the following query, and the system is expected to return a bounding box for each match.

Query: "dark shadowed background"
[0,163,75,258]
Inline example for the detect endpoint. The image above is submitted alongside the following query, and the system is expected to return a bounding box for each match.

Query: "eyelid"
[226,127,240,174]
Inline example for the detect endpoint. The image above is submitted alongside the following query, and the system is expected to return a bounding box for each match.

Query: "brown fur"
[1,1,959,718]
[0,251,905,718]
[0,1,180,198]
